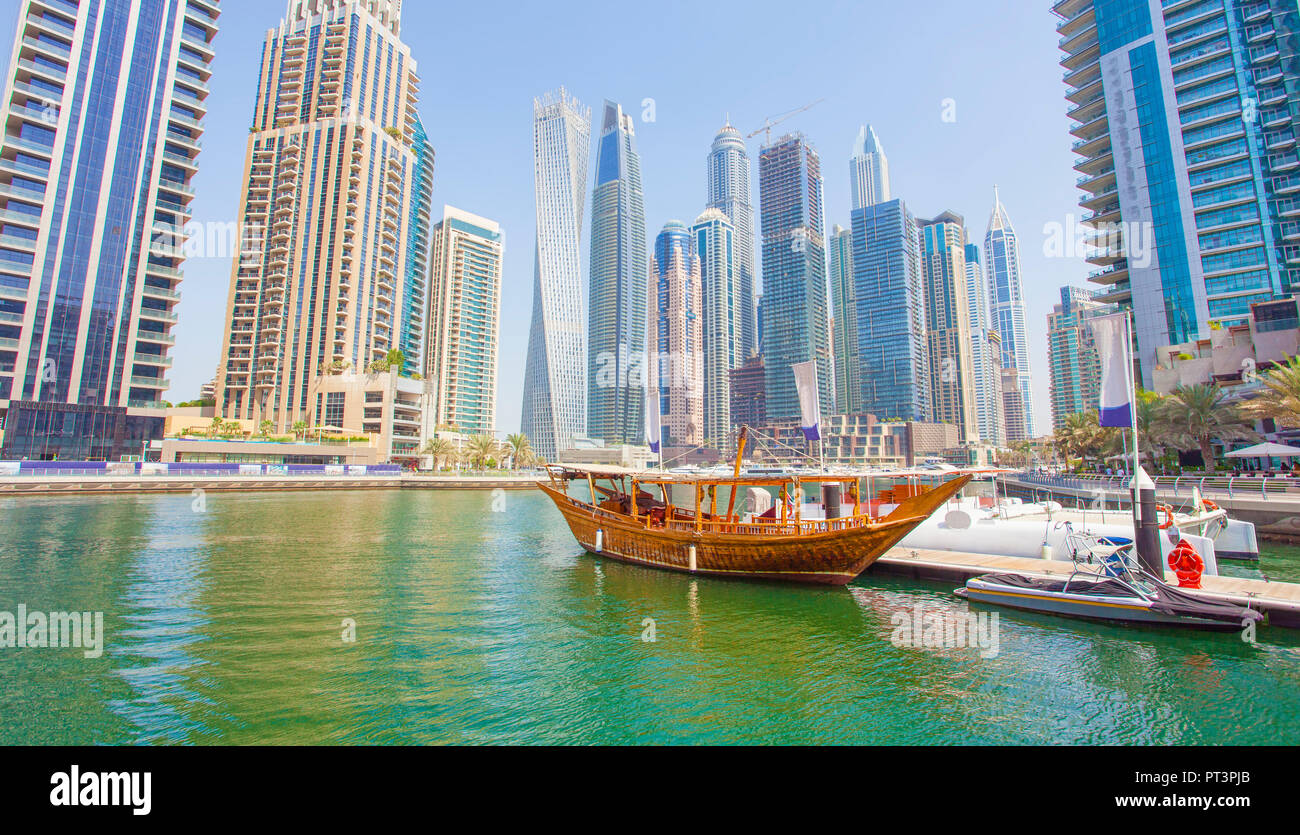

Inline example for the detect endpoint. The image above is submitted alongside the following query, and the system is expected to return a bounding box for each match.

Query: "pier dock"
[871,546,1300,629]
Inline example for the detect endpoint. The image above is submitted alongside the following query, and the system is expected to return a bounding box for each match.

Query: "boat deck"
[872,546,1300,629]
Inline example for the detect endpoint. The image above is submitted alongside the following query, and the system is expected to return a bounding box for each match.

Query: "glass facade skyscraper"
[758,133,832,422]
[401,113,435,379]
[0,0,219,459]
[587,100,646,446]
[849,124,890,210]
[984,190,1035,439]
[522,88,590,462]
[215,0,422,434]
[850,199,928,422]
[692,207,736,445]
[1055,0,1300,389]
[707,122,758,361]
[829,224,858,414]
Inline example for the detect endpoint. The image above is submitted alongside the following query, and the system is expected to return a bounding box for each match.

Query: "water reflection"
[0,490,1298,745]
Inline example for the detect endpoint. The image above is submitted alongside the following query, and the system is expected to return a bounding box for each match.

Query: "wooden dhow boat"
[537,432,971,586]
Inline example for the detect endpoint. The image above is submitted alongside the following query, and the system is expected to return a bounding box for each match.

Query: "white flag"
[1088,312,1133,429]
[644,363,661,455]
[792,361,822,442]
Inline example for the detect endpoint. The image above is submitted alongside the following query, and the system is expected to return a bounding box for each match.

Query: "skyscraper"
[692,207,737,445]
[849,124,890,210]
[964,242,1003,446]
[0,0,220,460]
[215,0,422,434]
[920,211,979,442]
[522,88,590,462]
[401,114,435,378]
[1054,0,1300,388]
[587,100,646,446]
[851,199,929,421]
[829,224,858,414]
[1048,284,1114,431]
[707,122,758,361]
[649,221,702,448]
[759,133,832,421]
[984,190,1034,439]
[427,206,503,437]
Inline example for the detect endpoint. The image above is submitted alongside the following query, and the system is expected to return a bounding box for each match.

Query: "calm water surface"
[1,489,1298,745]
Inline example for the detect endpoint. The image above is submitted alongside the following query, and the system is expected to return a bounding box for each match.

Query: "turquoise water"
[1,489,1298,745]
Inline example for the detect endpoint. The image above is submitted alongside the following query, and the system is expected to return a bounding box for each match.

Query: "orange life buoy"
[1157,504,1175,530]
[1203,499,1219,512]
[1167,539,1205,589]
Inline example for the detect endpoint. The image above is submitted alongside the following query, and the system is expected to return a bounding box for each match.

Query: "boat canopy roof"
[546,464,1007,485]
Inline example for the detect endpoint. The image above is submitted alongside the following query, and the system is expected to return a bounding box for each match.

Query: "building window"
[324,392,345,428]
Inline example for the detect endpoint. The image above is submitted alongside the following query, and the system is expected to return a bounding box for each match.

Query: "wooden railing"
[569,492,879,535]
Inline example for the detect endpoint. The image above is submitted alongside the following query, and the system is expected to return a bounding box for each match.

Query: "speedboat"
[955,541,1263,632]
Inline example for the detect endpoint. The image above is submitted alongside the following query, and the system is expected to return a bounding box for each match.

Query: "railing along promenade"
[1009,471,1300,503]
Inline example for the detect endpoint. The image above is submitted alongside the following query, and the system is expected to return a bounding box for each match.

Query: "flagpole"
[1126,310,1140,478]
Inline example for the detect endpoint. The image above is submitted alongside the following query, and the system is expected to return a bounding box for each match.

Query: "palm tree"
[1055,411,1099,465]
[1244,354,1300,429]
[466,435,496,471]
[208,416,224,439]
[258,420,274,439]
[422,437,454,472]
[1132,389,1180,471]
[291,420,308,441]
[505,433,532,470]
[1163,383,1256,470]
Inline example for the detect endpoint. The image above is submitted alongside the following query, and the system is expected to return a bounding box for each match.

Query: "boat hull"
[956,579,1253,632]
[538,476,969,586]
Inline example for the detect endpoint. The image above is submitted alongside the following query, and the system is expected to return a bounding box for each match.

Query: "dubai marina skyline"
[0,0,1083,433]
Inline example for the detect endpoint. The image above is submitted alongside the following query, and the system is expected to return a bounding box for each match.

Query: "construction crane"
[746,99,825,145]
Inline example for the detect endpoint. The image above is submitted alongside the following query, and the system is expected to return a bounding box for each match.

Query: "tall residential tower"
[829,224,858,414]
[427,206,503,437]
[920,212,979,442]
[692,207,737,445]
[849,124,890,210]
[984,190,1034,439]
[521,88,590,462]
[1054,0,1300,387]
[649,221,702,448]
[215,0,422,436]
[587,100,646,446]
[851,199,929,422]
[707,122,758,361]
[759,133,832,422]
[0,0,220,459]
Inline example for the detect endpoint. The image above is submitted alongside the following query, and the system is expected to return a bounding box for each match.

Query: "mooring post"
[1132,466,1163,577]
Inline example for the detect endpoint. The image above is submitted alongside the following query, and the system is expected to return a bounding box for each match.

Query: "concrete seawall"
[0,474,541,495]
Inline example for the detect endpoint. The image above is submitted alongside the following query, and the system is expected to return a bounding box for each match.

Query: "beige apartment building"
[919,212,979,443]
[214,0,428,445]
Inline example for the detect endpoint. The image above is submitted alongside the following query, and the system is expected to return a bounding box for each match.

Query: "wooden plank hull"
[537,476,970,586]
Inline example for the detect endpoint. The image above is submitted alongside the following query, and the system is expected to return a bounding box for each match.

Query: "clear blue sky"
[3,0,1091,434]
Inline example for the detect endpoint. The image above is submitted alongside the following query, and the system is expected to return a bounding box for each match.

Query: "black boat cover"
[973,573,1263,626]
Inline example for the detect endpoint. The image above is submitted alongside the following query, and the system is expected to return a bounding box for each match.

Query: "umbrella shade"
[1226,442,1300,459]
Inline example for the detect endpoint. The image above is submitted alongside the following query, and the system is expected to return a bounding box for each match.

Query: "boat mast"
[725,426,749,521]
